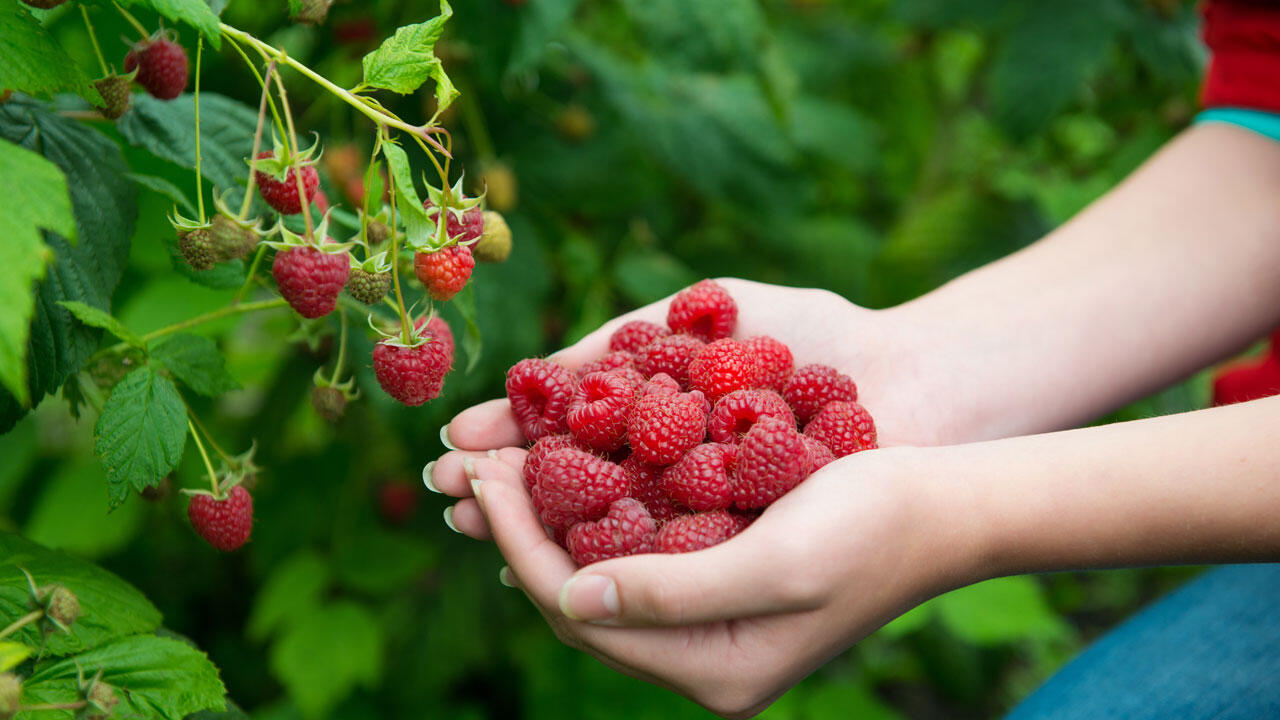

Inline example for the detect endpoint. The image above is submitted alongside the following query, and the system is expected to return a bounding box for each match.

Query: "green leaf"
[149,333,240,396]
[451,283,482,374]
[0,99,137,433]
[269,601,383,719]
[0,641,30,671]
[93,367,188,508]
[877,602,934,638]
[0,532,161,656]
[21,635,225,719]
[117,93,258,191]
[247,551,329,642]
[936,576,1069,645]
[613,250,698,306]
[57,301,144,348]
[379,139,434,249]
[506,0,582,76]
[333,528,435,594]
[0,139,68,405]
[23,459,144,559]
[0,0,100,104]
[115,0,222,46]
[360,1,458,110]
[803,681,902,720]
[127,172,197,215]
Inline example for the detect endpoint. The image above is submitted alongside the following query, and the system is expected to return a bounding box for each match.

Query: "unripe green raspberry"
[93,74,132,120]
[45,585,80,628]
[474,211,512,263]
[85,681,118,720]
[209,215,258,262]
[178,228,216,271]
[366,221,392,245]
[347,267,391,305]
[310,386,347,423]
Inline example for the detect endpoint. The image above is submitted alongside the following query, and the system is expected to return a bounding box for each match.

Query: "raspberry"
[87,681,119,718]
[93,74,132,119]
[178,227,216,271]
[347,267,391,305]
[254,151,320,215]
[804,400,878,457]
[567,371,637,451]
[579,350,634,377]
[733,416,808,509]
[523,434,586,489]
[208,215,259,262]
[310,386,347,422]
[416,315,456,360]
[532,448,629,529]
[744,336,794,390]
[506,358,577,441]
[662,443,737,511]
[42,585,80,628]
[414,245,475,301]
[124,35,188,100]
[565,498,657,566]
[654,511,742,553]
[621,455,685,523]
[272,244,350,318]
[372,336,452,406]
[424,199,485,243]
[688,338,762,402]
[627,390,708,465]
[641,372,681,396]
[666,279,737,341]
[475,210,512,262]
[609,320,670,354]
[634,334,705,389]
[378,482,419,525]
[707,389,795,444]
[802,434,836,474]
[188,485,253,551]
[782,364,858,424]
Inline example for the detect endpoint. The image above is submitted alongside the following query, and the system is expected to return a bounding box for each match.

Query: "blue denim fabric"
[1006,565,1280,720]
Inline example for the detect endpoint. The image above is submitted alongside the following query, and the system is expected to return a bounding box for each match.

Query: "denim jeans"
[1006,564,1280,719]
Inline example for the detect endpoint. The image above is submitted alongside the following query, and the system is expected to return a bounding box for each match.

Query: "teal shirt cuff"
[1196,107,1280,143]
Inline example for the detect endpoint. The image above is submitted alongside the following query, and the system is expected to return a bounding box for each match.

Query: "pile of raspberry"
[504,280,877,567]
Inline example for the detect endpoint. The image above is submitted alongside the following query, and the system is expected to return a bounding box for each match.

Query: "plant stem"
[112,1,149,40]
[187,409,232,464]
[330,307,348,384]
[271,69,315,242]
[232,245,268,304]
[0,609,42,640]
[194,36,206,222]
[188,418,220,495]
[223,34,288,146]
[81,5,110,76]
[141,297,287,343]
[458,80,496,162]
[384,133,412,344]
[239,59,277,220]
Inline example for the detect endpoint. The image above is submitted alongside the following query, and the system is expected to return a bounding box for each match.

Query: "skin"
[426,123,1280,717]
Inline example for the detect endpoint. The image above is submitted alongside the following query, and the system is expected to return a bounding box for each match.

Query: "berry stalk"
[330,307,348,385]
[111,0,149,40]
[187,418,220,495]
[223,37,288,147]
[194,37,205,222]
[270,67,314,241]
[238,59,277,221]
[383,135,413,344]
[80,6,109,77]
[0,609,42,641]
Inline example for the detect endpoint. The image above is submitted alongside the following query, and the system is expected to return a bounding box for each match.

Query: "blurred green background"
[1,0,1215,717]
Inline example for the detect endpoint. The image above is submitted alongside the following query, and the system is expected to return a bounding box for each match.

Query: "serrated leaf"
[379,139,435,249]
[247,551,329,642]
[115,0,222,46]
[0,99,137,433]
[0,641,30,671]
[21,635,225,719]
[0,139,69,406]
[269,601,383,719]
[451,282,482,374]
[0,0,100,104]
[0,532,161,656]
[360,1,458,110]
[117,93,258,191]
[164,234,249,289]
[149,333,239,396]
[57,301,143,348]
[93,367,188,508]
[936,576,1069,645]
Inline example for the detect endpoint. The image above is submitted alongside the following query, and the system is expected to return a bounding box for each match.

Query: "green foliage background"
[0,0,1217,717]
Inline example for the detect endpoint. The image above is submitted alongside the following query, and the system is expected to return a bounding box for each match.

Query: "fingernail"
[487,449,500,461]
[558,574,619,622]
[440,425,457,451]
[470,478,484,506]
[443,505,460,534]
[498,566,516,588]
[422,462,441,493]
[462,456,477,480]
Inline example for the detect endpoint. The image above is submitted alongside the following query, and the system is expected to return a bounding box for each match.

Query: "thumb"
[556,529,823,626]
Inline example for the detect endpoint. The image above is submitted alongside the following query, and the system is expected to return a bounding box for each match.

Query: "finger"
[442,399,526,451]
[445,498,492,540]
[427,448,528,497]
[557,519,822,627]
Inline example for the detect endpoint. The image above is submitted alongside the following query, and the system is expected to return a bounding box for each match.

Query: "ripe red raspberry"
[744,336,794,390]
[417,315,455,360]
[565,498,657,566]
[609,320,670,354]
[567,371,637,451]
[372,336,452,406]
[733,416,808,509]
[532,449,629,529]
[621,455,685,523]
[782,364,858,424]
[666,280,737,341]
[688,339,762,402]
[506,358,577,441]
[634,334,705,389]
[578,350,634,377]
[424,199,484,242]
[655,510,742,553]
[523,434,587,489]
[707,389,795,444]
[628,391,708,466]
[378,482,419,525]
[804,400,877,457]
[414,245,475,301]
[124,35,188,100]
[272,245,350,318]
[662,443,737,511]
[188,485,253,551]
[802,434,836,474]
[254,151,320,215]
[641,372,680,396]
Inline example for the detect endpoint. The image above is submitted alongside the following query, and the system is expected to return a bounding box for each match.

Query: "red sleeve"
[1202,0,1280,111]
